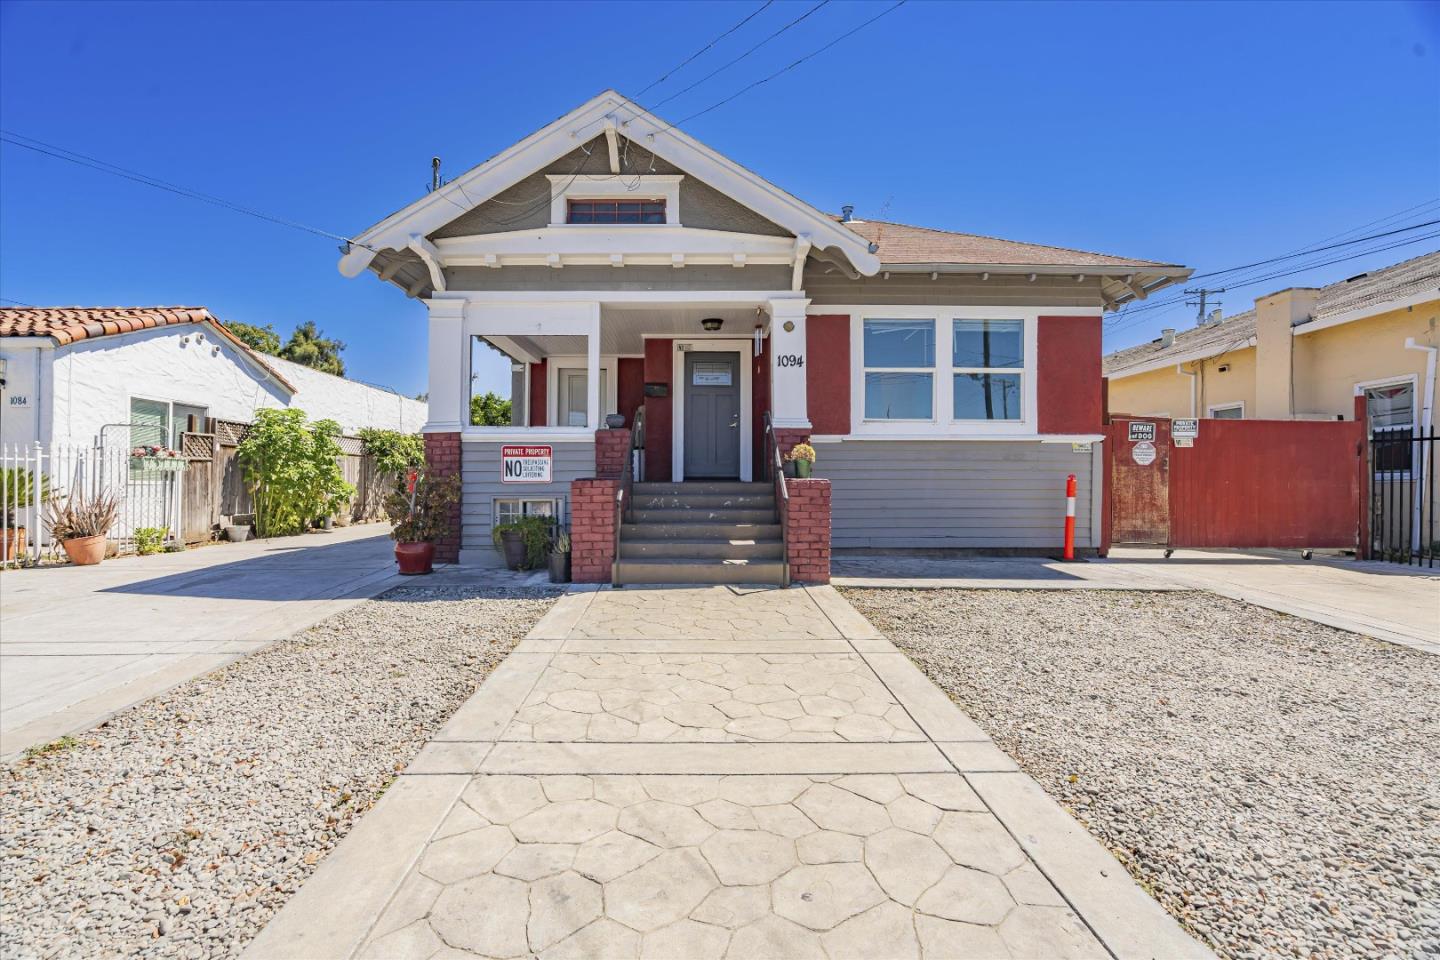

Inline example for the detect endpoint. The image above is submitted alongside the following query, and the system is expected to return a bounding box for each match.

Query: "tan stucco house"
[1104,251,1438,429]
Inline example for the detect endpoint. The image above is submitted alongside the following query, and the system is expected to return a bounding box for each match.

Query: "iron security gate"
[1369,429,1437,567]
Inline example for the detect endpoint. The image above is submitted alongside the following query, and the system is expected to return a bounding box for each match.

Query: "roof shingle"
[837,218,1178,269]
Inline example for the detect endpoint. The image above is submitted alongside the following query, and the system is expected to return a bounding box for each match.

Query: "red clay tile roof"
[0,306,219,345]
[838,218,1178,269]
[0,306,296,392]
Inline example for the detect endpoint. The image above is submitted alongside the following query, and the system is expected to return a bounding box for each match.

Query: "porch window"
[952,319,1023,421]
[1366,381,1415,474]
[863,319,935,420]
[557,368,609,427]
[493,497,561,527]
[567,199,666,224]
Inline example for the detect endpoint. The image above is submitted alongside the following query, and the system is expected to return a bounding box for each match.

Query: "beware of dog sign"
[501,445,553,483]
[1128,421,1156,442]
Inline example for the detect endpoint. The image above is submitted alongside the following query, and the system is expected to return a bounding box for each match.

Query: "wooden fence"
[177,418,397,545]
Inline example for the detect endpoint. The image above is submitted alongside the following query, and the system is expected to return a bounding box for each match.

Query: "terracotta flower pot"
[61,534,106,566]
[1,527,25,562]
[395,541,435,575]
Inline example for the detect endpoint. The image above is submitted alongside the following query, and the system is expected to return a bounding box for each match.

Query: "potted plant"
[549,528,571,583]
[44,489,120,566]
[787,441,817,479]
[130,444,186,472]
[492,515,556,571]
[384,469,461,575]
[1,466,46,562]
[225,515,253,543]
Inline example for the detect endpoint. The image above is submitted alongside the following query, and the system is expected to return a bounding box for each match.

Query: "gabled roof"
[0,306,297,393]
[1103,250,1440,377]
[338,90,880,282]
[841,219,1176,270]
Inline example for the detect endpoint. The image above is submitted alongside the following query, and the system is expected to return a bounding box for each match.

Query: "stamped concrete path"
[247,585,1210,960]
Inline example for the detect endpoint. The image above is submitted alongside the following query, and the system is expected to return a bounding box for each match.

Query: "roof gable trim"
[339,91,878,280]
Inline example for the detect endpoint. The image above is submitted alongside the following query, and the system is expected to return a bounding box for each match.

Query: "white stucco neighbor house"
[0,306,426,450]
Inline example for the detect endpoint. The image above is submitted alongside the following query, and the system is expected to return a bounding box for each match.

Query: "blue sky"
[2,0,1437,400]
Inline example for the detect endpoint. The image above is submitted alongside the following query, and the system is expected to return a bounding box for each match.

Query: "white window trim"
[546,355,619,427]
[671,339,753,482]
[127,394,209,449]
[1206,401,1245,418]
[847,307,1040,437]
[1356,374,1419,479]
[549,174,683,227]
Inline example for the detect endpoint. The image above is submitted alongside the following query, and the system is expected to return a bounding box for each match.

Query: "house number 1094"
[777,354,804,368]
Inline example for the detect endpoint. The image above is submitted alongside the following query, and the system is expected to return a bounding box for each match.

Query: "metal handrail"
[763,411,789,502]
[613,408,646,576]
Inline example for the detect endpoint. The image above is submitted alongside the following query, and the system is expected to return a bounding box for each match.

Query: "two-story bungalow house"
[337,92,1190,583]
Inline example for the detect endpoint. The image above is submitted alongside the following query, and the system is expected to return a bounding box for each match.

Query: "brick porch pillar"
[424,432,462,563]
[594,428,630,480]
[784,477,831,584]
[570,478,618,583]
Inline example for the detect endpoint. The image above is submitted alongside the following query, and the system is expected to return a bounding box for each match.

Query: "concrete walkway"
[832,550,1439,654]
[247,585,1210,960]
[0,524,406,759]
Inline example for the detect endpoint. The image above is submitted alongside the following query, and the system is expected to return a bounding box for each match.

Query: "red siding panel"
[643,339,673,481]
[1036,315,1102,435]
[617,357,645,428]
[806,315,851,436]
[528,359,547,427]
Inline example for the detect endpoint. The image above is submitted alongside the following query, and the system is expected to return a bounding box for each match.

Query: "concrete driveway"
[0,524,405,759]
[832,549,1439,654]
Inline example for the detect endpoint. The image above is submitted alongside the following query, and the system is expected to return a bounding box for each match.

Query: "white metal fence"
[1,442,183,567]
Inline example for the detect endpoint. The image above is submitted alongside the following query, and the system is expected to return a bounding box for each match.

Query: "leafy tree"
[357,428,425,476]
[414,392,428,402]
[470,391,513,426]
[280,321,346,376]
[227,320,282,355]
[238,408,354,537]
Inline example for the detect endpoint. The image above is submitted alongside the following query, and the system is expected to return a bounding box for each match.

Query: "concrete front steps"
[615,482,786,586]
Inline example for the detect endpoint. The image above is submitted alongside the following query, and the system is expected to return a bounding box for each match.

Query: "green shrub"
[492,514,556,569]
[358,428,425,476]
[238,408,355,538]
[134,527,167,555]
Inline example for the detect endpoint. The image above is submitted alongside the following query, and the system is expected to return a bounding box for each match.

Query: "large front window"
[952,319,1023,421]
[863,319,934,420]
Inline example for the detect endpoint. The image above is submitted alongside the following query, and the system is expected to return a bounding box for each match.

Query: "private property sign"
[501,445,553,483]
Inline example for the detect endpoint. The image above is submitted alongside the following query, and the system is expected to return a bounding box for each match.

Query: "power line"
[1105,231,1440,336]
[0,131,372,250]
[649,1,832,111]
[664,1,908,129]
[631,1,776,102]
[1105,216,1440,329]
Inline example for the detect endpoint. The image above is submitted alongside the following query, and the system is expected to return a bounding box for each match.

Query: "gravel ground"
[0,585,557,960]
[842,588,1440,960]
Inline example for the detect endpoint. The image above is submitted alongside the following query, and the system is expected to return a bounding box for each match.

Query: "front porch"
[421,292,830,585]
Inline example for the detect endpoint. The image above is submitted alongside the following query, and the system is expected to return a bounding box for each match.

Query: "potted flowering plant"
[44,488,120,565]
[383,469,461,575]
[130,445,186,472]
[787,441,817,479]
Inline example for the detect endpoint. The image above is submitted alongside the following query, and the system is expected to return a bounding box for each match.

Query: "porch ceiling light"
[701,317,724,332]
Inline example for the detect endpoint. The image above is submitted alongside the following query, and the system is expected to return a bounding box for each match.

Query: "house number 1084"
[777,354,804,368]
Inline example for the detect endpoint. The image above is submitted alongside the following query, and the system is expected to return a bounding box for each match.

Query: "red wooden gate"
[1108,417,1363,550]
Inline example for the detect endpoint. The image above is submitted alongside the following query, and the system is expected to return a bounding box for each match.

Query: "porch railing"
[613,406,646,578]
[763,412,789,580]
[1370,429,1437,566]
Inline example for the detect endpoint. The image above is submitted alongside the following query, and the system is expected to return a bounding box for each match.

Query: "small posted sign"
[1128,421,1156,442]
[1172,418,1199,440]
[501,445,553,483]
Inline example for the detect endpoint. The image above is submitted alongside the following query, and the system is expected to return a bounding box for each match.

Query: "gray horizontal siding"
[804,271,1106,309]
[461,441,594,550]
[816,441,1097,550]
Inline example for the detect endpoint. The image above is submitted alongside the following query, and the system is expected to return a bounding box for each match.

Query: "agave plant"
[44,489,121,542]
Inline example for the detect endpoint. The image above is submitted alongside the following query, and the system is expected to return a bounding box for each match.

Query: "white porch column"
[424,298,467,432]
[586,302,602,430]
[767,296,812,428]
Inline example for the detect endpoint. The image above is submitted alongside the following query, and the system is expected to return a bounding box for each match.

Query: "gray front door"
[684,351,741,479]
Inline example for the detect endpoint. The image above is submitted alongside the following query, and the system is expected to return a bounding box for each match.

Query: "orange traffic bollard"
[1063,473,1077,561]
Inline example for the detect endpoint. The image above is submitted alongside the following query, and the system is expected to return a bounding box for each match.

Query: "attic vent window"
[567,199,666,224]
